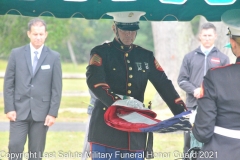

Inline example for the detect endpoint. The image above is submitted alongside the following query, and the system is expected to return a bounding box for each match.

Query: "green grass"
[58,111,89,123]
[0,79,3,91]
[61,63,88,73]
[0,97,6,121]
[62,79,88,92]
[0,59,7,71]
[0,132,184,160]
[144,81,155,105]
[0,61,88,73]
[60,96,89,109]
[0,60,88,73]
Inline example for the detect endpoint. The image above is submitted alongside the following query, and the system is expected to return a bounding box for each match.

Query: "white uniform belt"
[214,126,240,139]
[116,94,133,100]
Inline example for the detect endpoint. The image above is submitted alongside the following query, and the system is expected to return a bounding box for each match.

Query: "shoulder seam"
[133,45,152,52]
[210,64,232,70]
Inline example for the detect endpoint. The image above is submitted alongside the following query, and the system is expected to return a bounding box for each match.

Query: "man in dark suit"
[4,18,62,160]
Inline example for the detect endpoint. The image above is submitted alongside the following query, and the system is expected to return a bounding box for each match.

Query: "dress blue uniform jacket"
[86,39,185,151]
[193,57,240,160]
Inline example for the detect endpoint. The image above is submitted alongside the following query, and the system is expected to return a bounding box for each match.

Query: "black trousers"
[8,112,48,160]
[183,106,197,154]
[183,131,191,154]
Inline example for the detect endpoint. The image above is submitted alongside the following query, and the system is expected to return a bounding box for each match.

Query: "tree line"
[0,15,153,63]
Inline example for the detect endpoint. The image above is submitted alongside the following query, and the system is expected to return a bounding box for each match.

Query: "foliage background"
[0,15,154,63]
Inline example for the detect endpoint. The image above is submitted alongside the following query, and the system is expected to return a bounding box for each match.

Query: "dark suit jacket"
[4,44,62,121]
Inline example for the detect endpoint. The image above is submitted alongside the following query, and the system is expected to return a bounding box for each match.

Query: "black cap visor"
[115,22,139,31]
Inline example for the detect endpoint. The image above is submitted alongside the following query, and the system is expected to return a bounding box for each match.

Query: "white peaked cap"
[107,11,146,23]
[221,9,240,36]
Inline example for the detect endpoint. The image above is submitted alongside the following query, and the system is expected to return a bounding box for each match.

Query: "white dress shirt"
[30,43,44,66]
[200,45,214,56]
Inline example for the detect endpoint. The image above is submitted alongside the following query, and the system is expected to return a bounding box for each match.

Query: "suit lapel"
[33,46,48,77]
[24,44,34,77]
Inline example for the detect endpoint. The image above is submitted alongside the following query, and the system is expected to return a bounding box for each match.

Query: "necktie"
[32,51,39,73]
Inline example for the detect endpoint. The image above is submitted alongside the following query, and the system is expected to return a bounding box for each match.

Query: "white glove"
[112,99,146,110]
[189,109,197,124]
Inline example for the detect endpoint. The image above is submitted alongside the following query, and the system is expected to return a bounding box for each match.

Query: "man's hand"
[6,111,16,121]
[194,88,201,99]
[44,115,56,127]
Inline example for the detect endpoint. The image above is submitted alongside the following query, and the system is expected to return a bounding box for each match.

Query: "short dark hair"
[200,22,216,32]
[28,18,47,31]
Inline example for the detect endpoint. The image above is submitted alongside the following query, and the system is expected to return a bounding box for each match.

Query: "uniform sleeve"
[4,50,16,113]
[192,70,217,143]
[148,55,186,115]
[178,55,197,94]
[89,89,97,106]
[86,49,121,107]
[222,55,230,66]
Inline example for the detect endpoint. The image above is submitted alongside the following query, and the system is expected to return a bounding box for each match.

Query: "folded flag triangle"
[104,99,192,133]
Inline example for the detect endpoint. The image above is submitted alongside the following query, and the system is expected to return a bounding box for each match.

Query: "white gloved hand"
[125,99,145,109]
[189,109,197,124]
[112,99,146,110]
[193,88,201,99]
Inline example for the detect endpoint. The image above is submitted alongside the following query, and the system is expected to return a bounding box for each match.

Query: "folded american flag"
[104,99,192,133]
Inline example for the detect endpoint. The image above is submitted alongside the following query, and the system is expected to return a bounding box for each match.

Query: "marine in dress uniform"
[192,9,240,160]
[86,11,186,160]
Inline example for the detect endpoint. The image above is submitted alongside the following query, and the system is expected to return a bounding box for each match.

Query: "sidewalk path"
[0,122,86,132]
[0,72,86,79]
